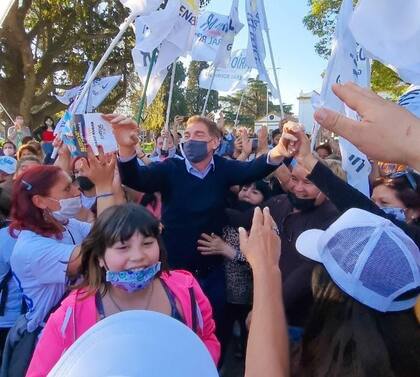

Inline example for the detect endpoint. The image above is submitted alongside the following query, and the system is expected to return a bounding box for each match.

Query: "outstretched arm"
[241,207,289,377]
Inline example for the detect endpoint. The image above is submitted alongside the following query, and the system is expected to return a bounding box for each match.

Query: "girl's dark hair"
[43,116,54,126]
[373,175,420,210]
[294,265,420,377]
[315,143,333,156]
[2,140,16,151]
[77,203,169,296]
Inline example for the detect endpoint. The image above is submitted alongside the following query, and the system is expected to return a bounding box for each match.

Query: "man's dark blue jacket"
[118,154,278,272]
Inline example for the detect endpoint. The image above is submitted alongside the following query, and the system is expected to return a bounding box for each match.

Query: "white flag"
[132,0,199,105]
[398,85,420,118]
[55,61,94,107]
[191,11,230,63]
[55,64,121,113]
[214,0,243,68]
[245,0,276,97]
[199,49,254,94]
[349,0,420,85]
[119,0,162,16]
[315,0,372,196]
[87,75,122,111]
[0,0,14,28]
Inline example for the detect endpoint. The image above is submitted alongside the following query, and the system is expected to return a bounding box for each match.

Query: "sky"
[205,0,327,113]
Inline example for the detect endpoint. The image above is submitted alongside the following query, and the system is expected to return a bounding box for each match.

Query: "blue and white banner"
[199,49,254,94]
[191,11,230,63]
[314,0,372,196]
[245,0,276,97]
[214,0,243,68]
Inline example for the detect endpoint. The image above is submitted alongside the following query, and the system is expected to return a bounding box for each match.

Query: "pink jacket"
[26,270,220,376]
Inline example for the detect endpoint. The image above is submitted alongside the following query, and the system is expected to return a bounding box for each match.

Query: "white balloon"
[48,310,219,377]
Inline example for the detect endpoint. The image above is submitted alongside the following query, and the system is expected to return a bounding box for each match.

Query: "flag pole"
[162,60,177,151]
[0,101,14,124]
[234,90,245,127]
[201,67,217,116]
[71,13,137,116]
[265,26,284,119]
[266,84,269,128]
[135,48,158,124]
[51,12,137,159]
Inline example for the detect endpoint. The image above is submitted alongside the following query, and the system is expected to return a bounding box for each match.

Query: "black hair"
[77,203,169,295]
[43,116,55,127]
[294,265,420,377]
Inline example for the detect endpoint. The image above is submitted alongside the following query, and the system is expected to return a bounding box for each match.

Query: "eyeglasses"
[389,170,418,191]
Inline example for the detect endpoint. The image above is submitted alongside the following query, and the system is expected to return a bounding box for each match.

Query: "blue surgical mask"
[105,262,161,293]
[381,207,406,222]
[181,140,209,163]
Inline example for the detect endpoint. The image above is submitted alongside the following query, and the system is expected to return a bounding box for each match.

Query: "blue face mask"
[181,140,209,163]
[381,207,406,222]
[105,262,161,293]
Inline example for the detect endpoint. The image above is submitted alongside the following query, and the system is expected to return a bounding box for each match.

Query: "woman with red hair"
[4,151,116,353]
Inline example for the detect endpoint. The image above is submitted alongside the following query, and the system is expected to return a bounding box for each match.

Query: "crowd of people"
[0,82,419,376]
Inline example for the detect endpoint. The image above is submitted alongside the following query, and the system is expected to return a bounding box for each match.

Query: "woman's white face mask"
[51,196,82,220]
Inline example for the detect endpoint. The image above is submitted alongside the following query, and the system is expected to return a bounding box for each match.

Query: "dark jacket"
[118,154,278,272]
[228,194,339,327]
[308,161,420,248]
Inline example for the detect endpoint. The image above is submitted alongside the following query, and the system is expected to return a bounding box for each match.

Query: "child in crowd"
[27,203,220,376]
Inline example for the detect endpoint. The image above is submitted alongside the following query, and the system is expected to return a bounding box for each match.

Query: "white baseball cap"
[296,208,420,312]
[0,156,17,175]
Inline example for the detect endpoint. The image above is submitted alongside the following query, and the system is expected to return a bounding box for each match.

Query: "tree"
[143,61,188,133]
[185,61,218,115]
[0,0,135,129]
[303,0,408,99]
[220,78,293,128]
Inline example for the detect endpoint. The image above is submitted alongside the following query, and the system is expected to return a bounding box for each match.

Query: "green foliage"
[303,0,408,98]
[185,61,218,115]
[142,61,188,133]
[0,0,134,128]
[220,78,292,128]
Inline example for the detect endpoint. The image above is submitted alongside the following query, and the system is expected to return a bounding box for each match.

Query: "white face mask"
[52,196,82,220]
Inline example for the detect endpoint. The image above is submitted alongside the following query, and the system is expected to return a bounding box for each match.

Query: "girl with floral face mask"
[26,203,220,376]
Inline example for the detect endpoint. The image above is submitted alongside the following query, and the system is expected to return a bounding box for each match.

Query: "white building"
[297,90,319,134]
[254,113,281,134]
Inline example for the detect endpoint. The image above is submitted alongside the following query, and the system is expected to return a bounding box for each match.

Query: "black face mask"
[75,176,95,192]
[287,192,316,212]
[232,200,257,212]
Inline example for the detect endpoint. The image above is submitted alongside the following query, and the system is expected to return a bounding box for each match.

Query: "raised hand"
[269,121,305,161]
[239,207,281,272]
[197,233,236,259]
[257,126,269,155]
[314,82,420,169]
[103,114,139,158]
[80,145,115,191]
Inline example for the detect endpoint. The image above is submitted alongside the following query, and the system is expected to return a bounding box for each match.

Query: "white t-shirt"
[10,219,91,332]
[0,227,22,328]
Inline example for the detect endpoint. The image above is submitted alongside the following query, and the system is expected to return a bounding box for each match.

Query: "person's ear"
[32,195,48,210]
[98,257,105,269]
[210,137,220,151]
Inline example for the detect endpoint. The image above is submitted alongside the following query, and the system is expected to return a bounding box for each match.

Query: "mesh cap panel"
[359,232,414,297]
[326,227,374,273]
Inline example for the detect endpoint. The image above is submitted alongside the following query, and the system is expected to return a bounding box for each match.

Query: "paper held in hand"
[72,113,117,156]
